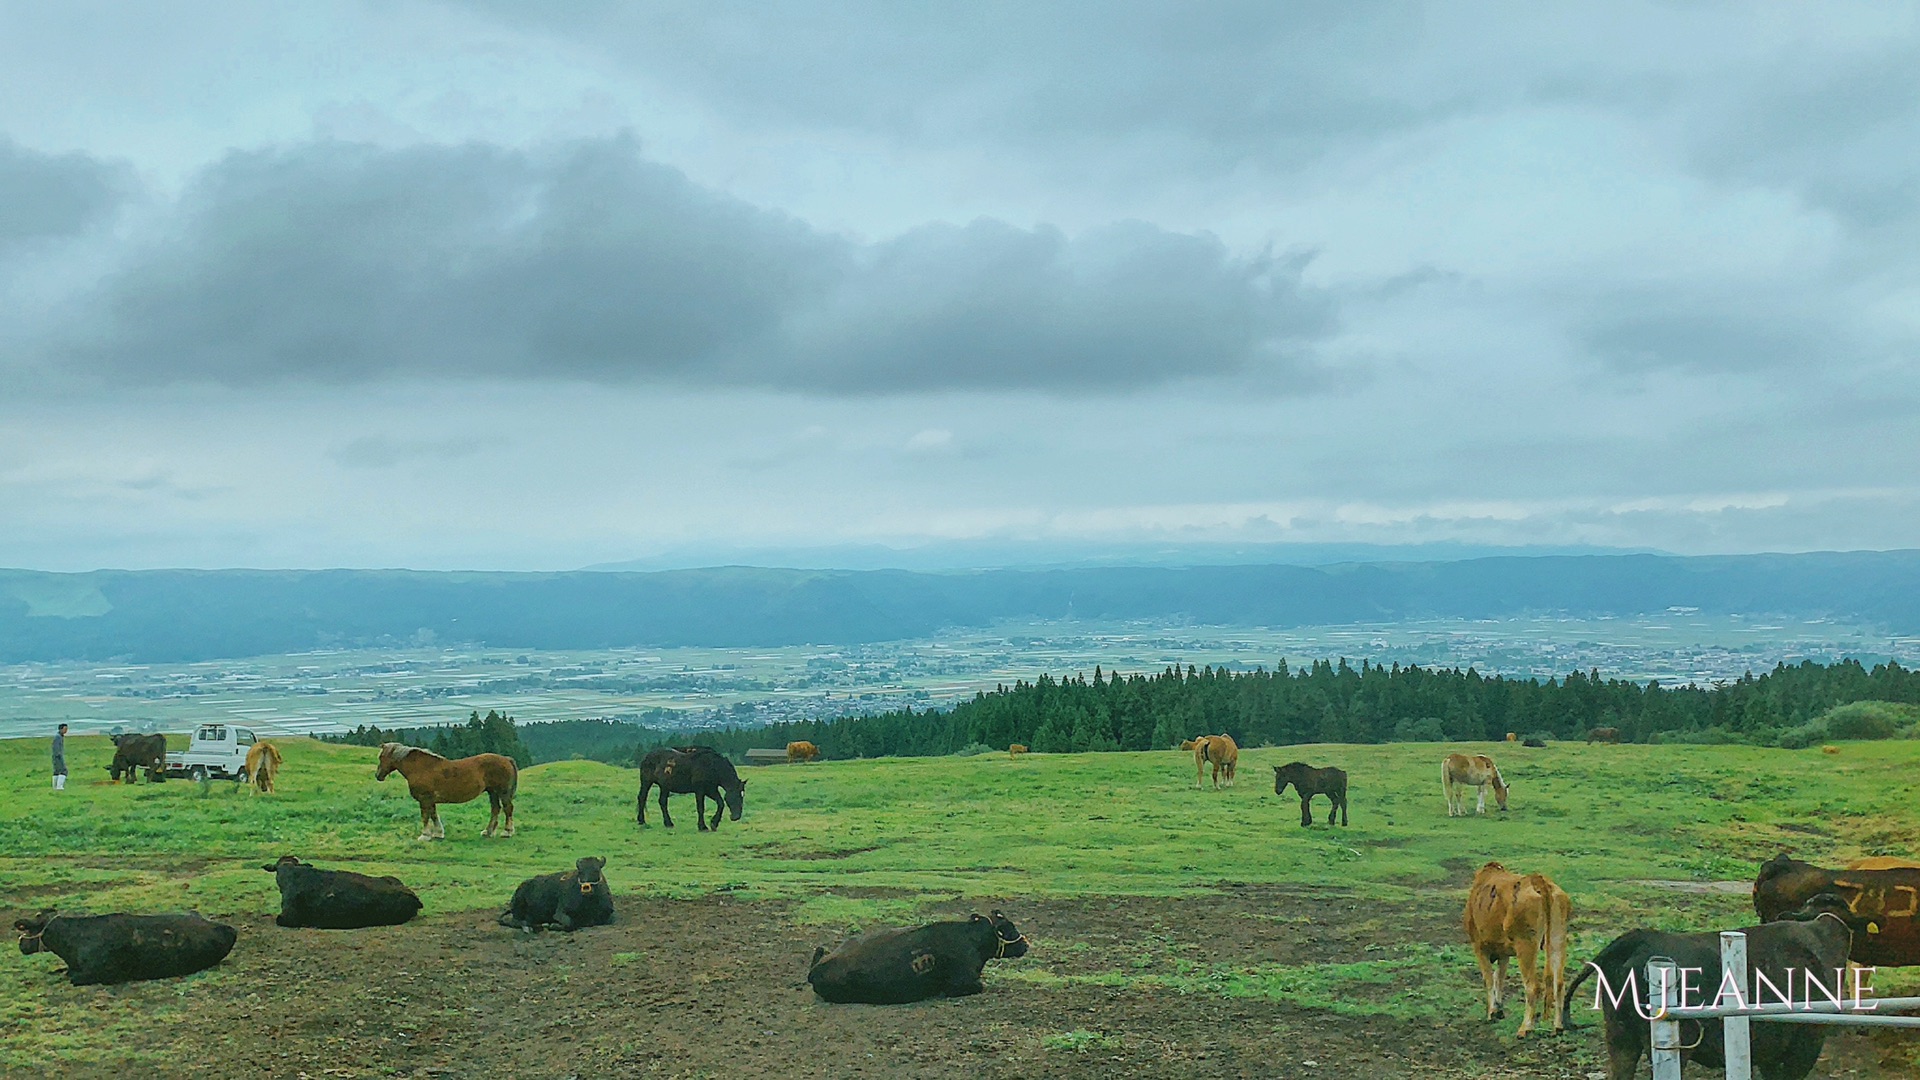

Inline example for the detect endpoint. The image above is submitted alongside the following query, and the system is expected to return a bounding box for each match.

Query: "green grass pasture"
[3,734,1918,1071]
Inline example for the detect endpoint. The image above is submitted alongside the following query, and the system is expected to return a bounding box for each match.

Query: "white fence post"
[1650,957,1683,1080]
[1720,931,1752,1080]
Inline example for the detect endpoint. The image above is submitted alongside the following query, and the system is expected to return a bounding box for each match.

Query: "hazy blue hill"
[3,550,1919,663]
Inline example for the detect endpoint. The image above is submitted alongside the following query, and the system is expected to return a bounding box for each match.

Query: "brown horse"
[375,743,517,841]
[246,741,283,794]
[1443,753,1508,816]
[1008,744,1029,759]
[1585,727,1620,744]
[786,740,820,763]
[1181,734,1238,789]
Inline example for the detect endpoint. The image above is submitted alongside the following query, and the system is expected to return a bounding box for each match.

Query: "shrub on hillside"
[952,742,996,757]
[1819,700,1920,740]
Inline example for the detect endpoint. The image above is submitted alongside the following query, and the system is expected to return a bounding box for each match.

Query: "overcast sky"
[3,1,1917,571]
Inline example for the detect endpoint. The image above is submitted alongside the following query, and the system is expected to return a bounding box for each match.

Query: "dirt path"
[9,891,1911,1079]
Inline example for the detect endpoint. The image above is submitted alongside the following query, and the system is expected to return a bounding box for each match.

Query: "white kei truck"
[161,724,261,783]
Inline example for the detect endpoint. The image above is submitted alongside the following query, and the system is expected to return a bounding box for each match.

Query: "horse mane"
[381,742,442,762]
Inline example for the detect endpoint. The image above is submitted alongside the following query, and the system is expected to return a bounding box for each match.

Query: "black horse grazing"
[1273,762,1348,826]
[637,746,746,831]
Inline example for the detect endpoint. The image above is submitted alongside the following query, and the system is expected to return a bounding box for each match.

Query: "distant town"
[3,612,1915,740]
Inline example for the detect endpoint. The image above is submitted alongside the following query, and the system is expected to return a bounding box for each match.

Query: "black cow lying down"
[15,911,236,985]
[499,856,614,931]
[808,911,1029,1004]
[1563,893,1873,1080]
[263,855,422,929]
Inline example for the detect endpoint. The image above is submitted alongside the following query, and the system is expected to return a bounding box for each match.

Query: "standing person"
[51,723,69,790]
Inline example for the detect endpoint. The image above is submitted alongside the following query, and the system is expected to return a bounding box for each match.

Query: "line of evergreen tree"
[656,656,1920,762]
[319,656,1919,765]
[324,709,531,766]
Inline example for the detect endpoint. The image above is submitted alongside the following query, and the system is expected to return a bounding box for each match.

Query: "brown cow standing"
[1463,861,1571,1037]
[1008,744,1028,759]
[1586,727,1621,744]
[1754,855,1920,966]
[786,741,820,764]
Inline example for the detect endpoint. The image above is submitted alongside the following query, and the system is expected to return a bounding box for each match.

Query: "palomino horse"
[1463,861,1571,1037]
[375,743,517,840]
[637,746,746,831]
[246,741,283,794]
[1442,753,1508,816]
[1272,762,1348,826]
[1180,735,1238,789]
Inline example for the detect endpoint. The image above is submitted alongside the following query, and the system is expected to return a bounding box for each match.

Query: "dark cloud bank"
[0,138,130,247]
[48,137,1332,393]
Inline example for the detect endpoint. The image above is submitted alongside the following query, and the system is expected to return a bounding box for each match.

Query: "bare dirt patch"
[6,893,1910,1079]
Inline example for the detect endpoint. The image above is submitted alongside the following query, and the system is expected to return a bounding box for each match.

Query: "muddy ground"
[10,888,1913,1079]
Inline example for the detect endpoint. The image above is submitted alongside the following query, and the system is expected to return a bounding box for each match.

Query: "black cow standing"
[107,733,168,783]
[808,911,1030,1004]
[499,857,614,931]
[14,912,236,985]
[1563,893,1869,1080]
[262,855,423,929]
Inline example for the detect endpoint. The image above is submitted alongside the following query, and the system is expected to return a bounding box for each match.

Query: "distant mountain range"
[3,550,1918,663]
[584,539,1650,572]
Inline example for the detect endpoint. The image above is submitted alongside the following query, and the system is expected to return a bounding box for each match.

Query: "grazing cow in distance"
[500,857,613,932]
[1821,745,1841,754]
[1463,861,1570,1037]
[1443,753,1508,816]
[247,740,282,794]
[1008,744,1028,760]
[1586,727,1620,744]
[786,741,820,764]
[107,733,168,783]
[1522,737,1548,748]
[808,911,1030,1004]
[262,855,422,929]
[1564,893,1870,1080]
[1753,854,1920,966]
[1181,734,1238,789]
[1272,762,1348,826]
[15,911,236,985]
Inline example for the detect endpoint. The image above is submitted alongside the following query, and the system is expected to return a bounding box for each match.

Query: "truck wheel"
[189,766,208,783]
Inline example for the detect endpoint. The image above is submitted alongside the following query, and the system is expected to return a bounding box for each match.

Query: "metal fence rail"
[1644,931,1920,1080]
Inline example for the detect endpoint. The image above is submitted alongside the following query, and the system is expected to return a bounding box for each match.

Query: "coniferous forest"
[328,657,1920,765]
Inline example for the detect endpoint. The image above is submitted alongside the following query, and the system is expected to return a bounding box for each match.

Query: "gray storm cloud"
[47,137,1332,392]
[0,139,131,248]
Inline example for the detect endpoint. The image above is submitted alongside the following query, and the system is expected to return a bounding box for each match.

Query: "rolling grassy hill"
[3,735,1918,1072]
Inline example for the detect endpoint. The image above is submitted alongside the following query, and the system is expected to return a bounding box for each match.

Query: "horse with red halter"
[375,742,517,841]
